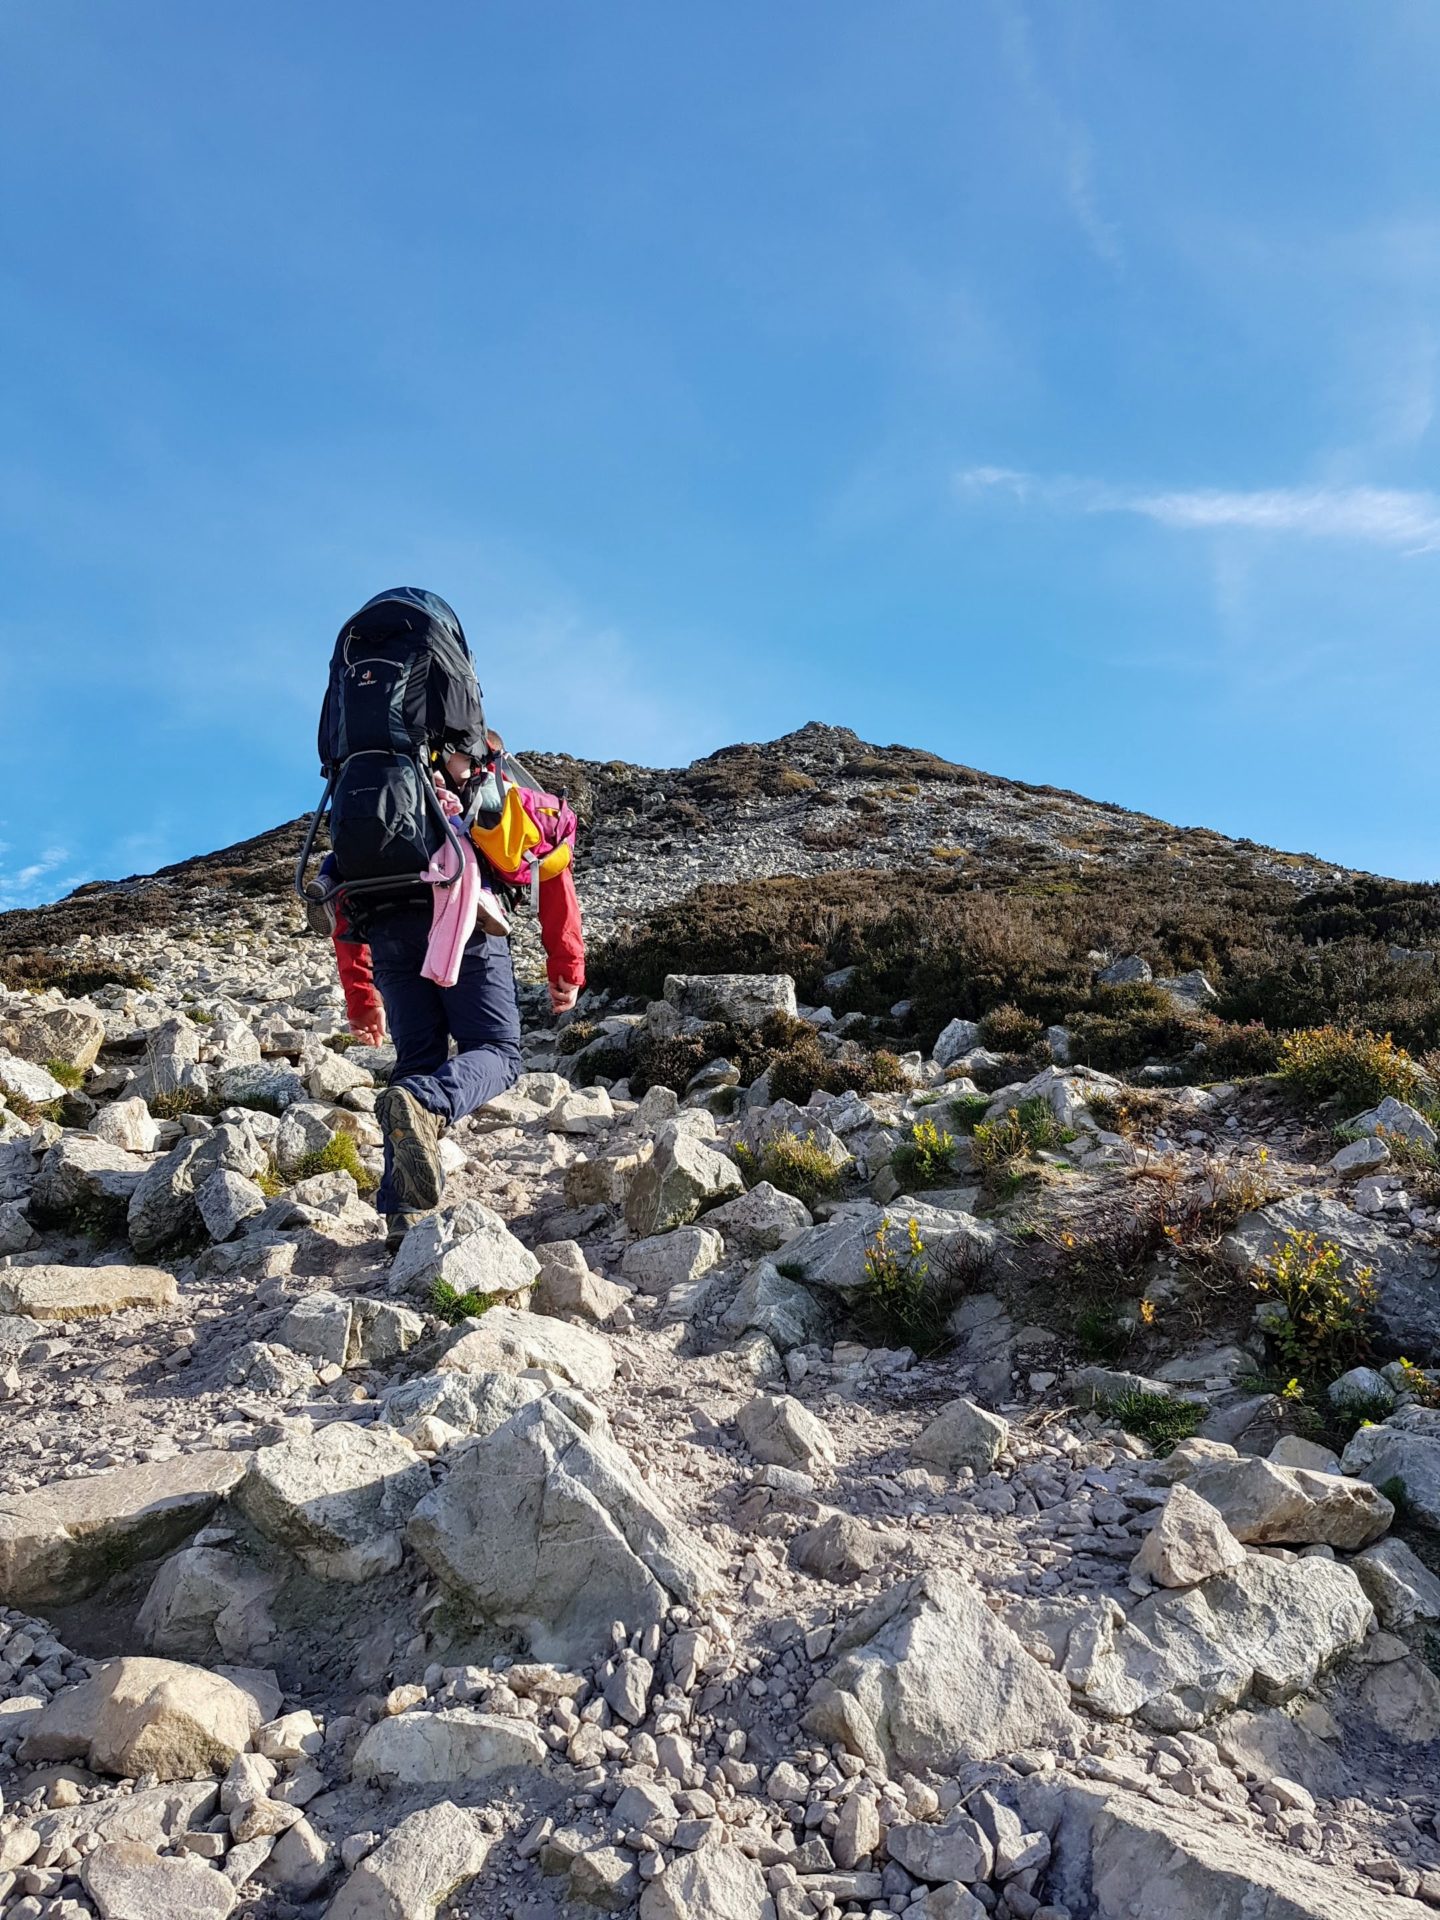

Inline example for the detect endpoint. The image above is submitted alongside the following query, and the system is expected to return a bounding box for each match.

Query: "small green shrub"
[1075,1303,1131,1363]
[1278,1026,1422,1111]
[557,1020,598,1057]
[291,1132,379,1195]
[431,1278,495,1324]
[742,1131,843,1208]
[892,1117,957,1190]
[43,1058,85,1090]
[1100,1391,1204,1455]
[189,1009,215,1027]
[946,1092,994,1134]
[3,1090,61,1126]
[972,1096,1071,1175]
[1253,1229,1376,1388]
[852,1217,952,1356]
[979,1003,1044,1053]
[1192,1020,1283,1081]
[149,1087,223,1121]
[255,1160,286,1198]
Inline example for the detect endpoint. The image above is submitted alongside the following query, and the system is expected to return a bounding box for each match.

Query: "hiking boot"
[377,1086,445,1212]
[385,1210,428,1253]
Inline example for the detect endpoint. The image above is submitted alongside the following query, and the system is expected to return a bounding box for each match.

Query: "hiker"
[298,588,584,1247]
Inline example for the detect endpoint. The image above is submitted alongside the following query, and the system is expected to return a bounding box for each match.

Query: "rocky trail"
[0,727,1437,1920]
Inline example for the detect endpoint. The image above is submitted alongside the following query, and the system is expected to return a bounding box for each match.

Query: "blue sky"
[3,2,1439,907]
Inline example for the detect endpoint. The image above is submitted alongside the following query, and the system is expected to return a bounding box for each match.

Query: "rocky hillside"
[0,726,1436,1920]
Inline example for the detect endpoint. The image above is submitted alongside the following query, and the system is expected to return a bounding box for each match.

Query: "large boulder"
[705,1181,813,1254]
[234,1423,431,1582]
[0,1453,244,1607]
[0,1263,178,1320]
[776,1201,998,1297]
[436,1305,615,1394]
[1,1004,106,1073]
[624,1120,744,1235]
[1221,1193,1440,1361]
[389,1199,540,1303]
[662,973,797,1027]
[408,1394,722,1665]
[351,1708,548,1784]
[137,1547,281,1662]
[128,1123,267,1257]
[324,1800,492,1920]
[1353,1535,1440,1628]
[90,1096,161,1153]
[531,1241,630,1324]
[639,1844,774,1920]
[1341,1419,1440,1530]
[1346,1095,1438,1151]
[24,1656,262,1779]
[984,1064,1118,1130]
[738,1100,850,1170]
[1131,1485,1246,1589]
[737,1392,835,1473]
[0,1051,68,1107]
[911,1397,1008,1474]
[722,1261,830,1352]
[377,1368,545,1444]
[1035,1781,1430,1920]
[144,1017,204,1100]
[1073,1555,1374,1731]
[31,1134,147,1223]
[83,1840,237,1920]
[622,1225,723,1296]
[1178,1453,1393,1549]
[802,1568,1078,1770]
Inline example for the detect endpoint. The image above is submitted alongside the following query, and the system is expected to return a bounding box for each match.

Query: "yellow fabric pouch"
[470,784,540,880]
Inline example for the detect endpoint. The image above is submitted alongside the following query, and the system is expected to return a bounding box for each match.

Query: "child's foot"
[377,1086,445,1211]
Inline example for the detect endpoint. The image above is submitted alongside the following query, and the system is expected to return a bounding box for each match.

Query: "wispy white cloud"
[991,1,1122,271]
[954,465,1440,553]
[0,843,81,912]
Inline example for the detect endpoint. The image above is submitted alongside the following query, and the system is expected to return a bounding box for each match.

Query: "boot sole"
[378,1087,444,1211]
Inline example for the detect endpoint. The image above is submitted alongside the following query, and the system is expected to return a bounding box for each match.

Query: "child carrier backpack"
[294,588,487,929]
[466,742,579,912]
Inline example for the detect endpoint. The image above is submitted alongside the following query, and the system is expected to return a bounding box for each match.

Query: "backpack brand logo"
[358,669,376,685]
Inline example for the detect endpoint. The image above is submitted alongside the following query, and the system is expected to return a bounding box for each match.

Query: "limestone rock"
[547,1085,616,1134]
[1179,1453,1393,1549]
[409,1394,721,1665]
[622,1225,724,1296]
[235,1423,431,1582]
[0,1051,68,1106]
[1052,1781,1429,1919]
[324,1800,491,1920]
[887,1813,993,1884]
[1353,1535,1440,1628]
[349,1297,424,1366]
[277,1290,353,1366]
[722,1261,829,1352]
[90,1096,162,1153]
[1342,1421,1440,1530]
[639,1843,774,1920]
[352,1708,547,1784]
[705,1181,813,1253]
[213,1063,306,1112]
[911,1397,1008,1474]
[0,1452,244,1606]
[307,1049,373,1101]
[1358,1651,1440,1744]
[624,1120,744,1235]
[32,1134,147,1222]
[1131,1484,1247,1589]
[737,1392,836,1472]
[436,1305,615,1393]
[790,1511,907,1583]
[662,973,797,1027]
[129,1124,267,1257]
[84,1840,237,1920]
[0,1263,178,1320]
[803,1567,1077,1770]
[739,1099,851,1170]
[138,1547,281,1661]
[389,1199,540,1303]
[27,1656,262,1779]
[1080,1555,1374,1731]
[933,1018,983,1068]
[780,1201,997,1296]
[1347,1095,1438,1150]
[378,1367,545,1443]
[196,1169,267,1242]
[2,1004,106,1073]
[532,1241,629,1323]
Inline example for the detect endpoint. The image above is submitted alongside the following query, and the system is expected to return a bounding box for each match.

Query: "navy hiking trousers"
[365,908,522,1214]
